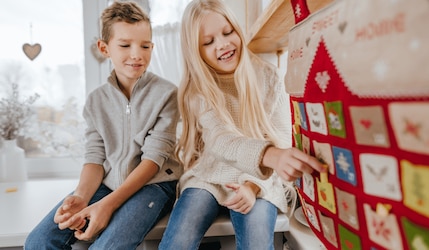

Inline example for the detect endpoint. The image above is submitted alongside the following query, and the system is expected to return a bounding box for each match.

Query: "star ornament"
[403,118,421,139]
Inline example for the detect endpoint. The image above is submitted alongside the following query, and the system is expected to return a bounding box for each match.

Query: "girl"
[159,0,325,249]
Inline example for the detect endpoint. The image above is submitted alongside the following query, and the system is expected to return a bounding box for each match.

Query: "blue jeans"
[158,188,277,250]
[24,181,177,250]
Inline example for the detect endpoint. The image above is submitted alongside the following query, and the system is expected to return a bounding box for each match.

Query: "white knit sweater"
[179,60,293,213]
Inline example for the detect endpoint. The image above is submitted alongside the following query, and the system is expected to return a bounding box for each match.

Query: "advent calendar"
[285,0,429,249]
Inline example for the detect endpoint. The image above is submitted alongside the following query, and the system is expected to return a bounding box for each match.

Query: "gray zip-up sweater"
[83,70,182,190]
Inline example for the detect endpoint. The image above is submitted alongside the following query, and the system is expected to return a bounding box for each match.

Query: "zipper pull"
[126,103,131,114]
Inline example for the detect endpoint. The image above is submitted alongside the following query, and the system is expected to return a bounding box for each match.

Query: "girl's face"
[199,11,241,74]
[98,21,153,86]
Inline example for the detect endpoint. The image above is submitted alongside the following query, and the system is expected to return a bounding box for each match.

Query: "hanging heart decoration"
[22,43,42,61]
[91,37,106,63]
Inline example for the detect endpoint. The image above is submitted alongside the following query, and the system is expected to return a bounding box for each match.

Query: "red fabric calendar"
[285,0,429,249]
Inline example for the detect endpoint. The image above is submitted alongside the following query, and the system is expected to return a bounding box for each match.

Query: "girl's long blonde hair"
[177,0,280,169]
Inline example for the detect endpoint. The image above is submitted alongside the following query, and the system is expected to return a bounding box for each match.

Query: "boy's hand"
[72,201,114,241]
[223,182,259,214]
[54,195,87,230]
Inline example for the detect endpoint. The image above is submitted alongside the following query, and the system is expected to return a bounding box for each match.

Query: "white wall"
[225,0,289,80]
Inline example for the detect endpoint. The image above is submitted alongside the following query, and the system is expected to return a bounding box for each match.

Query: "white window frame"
[28,0,110,179]
[82,0,112,95]
[29,0,277,179]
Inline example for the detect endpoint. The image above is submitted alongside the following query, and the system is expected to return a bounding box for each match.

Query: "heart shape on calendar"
[22,43,42,61]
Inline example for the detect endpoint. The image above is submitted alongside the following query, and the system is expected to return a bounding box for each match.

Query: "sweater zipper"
[121,101,132,185]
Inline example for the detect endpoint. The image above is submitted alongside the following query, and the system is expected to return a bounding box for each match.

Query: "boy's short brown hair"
[100,1,151,42]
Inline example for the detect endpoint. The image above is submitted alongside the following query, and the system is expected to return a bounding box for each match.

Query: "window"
[0,0,191,178]
[0,0,86,177]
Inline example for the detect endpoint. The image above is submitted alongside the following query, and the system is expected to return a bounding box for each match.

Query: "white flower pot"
[0,139,28,182]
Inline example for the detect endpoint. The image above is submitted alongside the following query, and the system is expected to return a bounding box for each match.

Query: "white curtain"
[148,22,183,86]
[146,0,191,86]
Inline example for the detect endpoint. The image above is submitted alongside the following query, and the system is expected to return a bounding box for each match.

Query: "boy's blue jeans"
[158,187,277,250]
[24,181,177,250]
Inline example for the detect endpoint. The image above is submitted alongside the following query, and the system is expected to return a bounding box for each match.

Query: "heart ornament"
[22,43,42,61]
[91,42,107,63]
[91,37,106,63]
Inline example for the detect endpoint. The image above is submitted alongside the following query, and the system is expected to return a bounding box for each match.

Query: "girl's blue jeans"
[158,187,277,250]
[24,181,177,250]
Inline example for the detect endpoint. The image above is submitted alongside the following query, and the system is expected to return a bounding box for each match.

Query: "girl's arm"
[199,108,272,178]
[223,181,260,214]
[261,146,326,181]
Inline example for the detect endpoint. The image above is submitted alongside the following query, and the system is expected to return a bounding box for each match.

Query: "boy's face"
[199,12,241,74]
[98,21,153,86]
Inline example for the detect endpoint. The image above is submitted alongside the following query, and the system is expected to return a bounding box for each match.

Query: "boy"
[25,2,182,249]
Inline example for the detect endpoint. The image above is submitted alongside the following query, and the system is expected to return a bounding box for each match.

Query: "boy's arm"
[54,163,104,230]
[71,159,158,240]
[99,159,158,210]
[73,163,105,203]
[140,86,179,171]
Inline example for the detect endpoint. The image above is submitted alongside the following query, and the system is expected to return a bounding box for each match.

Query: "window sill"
[0,179,79,248]
[25,157,83,179]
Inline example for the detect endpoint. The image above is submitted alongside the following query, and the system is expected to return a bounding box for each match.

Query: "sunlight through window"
[0,0,86,159]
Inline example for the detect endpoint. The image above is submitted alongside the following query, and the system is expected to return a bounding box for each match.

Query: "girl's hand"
[263,147,325,181]
[223,182,259,214]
